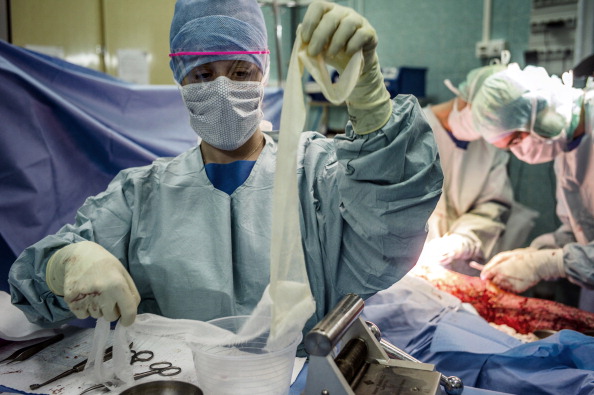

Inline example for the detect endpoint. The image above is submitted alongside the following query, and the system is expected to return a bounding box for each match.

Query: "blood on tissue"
[411,264,594,335]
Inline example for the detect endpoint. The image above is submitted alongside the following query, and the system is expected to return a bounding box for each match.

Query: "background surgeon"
[418,64,534,274]
[8,0,442,335]
[472,64,594,311]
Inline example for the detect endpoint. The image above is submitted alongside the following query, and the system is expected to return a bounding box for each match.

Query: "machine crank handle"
[366,321,464,395]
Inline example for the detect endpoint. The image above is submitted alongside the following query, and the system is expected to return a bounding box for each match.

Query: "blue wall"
[263,0,532,104]
[369,0,531,103]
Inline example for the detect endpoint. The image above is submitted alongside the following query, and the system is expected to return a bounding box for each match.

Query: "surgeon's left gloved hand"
[420,234,480,266]
[300,1,391,134]
[46,241,140,326]
[480,248,566,293]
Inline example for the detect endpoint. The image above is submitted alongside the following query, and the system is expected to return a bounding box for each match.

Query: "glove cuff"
[46,246,72,296]
[346,55,392,134]
[46,241,95,296]
[539,248,566,280]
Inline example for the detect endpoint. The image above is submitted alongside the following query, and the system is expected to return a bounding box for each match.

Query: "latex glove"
[480,247,566,293]
[300,1,392,134]
[46,241,140,326]
[420,234,480,266]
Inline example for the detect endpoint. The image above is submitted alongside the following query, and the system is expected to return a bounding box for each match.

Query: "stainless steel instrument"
[303,293,464,395]
[29,345,114,390]
[0,333,64,365]
[78,362,182,394]
[366,321,463,395]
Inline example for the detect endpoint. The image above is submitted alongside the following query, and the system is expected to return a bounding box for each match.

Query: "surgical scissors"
[129,348,154,364]
[134,361,182,379]
[78,361,182,394]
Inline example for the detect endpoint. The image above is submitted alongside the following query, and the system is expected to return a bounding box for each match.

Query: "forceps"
[79,361,182,394]
[29,346,114,390]
[0,333,64,365]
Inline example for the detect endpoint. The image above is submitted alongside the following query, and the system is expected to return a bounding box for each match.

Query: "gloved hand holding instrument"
[46,241,140,326]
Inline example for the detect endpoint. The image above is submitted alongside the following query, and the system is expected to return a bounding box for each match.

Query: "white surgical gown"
[9,95,442,334]
[551,93,594,291]
[422,107,516,260]
[523,90,594,311]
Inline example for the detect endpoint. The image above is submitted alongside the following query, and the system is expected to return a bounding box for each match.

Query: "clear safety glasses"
[169,50,269,85]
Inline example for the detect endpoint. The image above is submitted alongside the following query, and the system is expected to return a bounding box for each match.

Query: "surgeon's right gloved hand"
[300,1,392,134]
[46,241,140,326]
[420,233,480,266]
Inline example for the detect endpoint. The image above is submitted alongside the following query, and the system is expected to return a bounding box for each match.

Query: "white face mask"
[447,98,482,141]
[510,132,566,164]
[181,77,264,151]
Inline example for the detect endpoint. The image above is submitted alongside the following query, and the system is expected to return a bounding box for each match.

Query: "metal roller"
[304,293,365,356]
[334,337,368,385]
[304,294,443,395]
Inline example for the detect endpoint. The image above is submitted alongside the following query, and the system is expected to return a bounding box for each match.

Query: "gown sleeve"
[448,148,512,259]
[557,187,594,289]
[300,94,443,319]
[8,169,137,326]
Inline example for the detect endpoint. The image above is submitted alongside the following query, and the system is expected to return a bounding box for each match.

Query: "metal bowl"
[119,380,203,395]
[533,329,558,339]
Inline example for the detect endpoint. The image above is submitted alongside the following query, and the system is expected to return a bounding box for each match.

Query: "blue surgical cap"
[169,0,269,83]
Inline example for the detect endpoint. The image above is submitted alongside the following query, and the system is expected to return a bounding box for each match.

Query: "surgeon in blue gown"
[9,0,442,337]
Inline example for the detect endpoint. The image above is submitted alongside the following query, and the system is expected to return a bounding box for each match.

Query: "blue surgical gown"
[9,95,442,335]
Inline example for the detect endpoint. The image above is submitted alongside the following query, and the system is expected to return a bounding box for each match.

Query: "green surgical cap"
[472,64,584,143]
[457,64,507,103]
